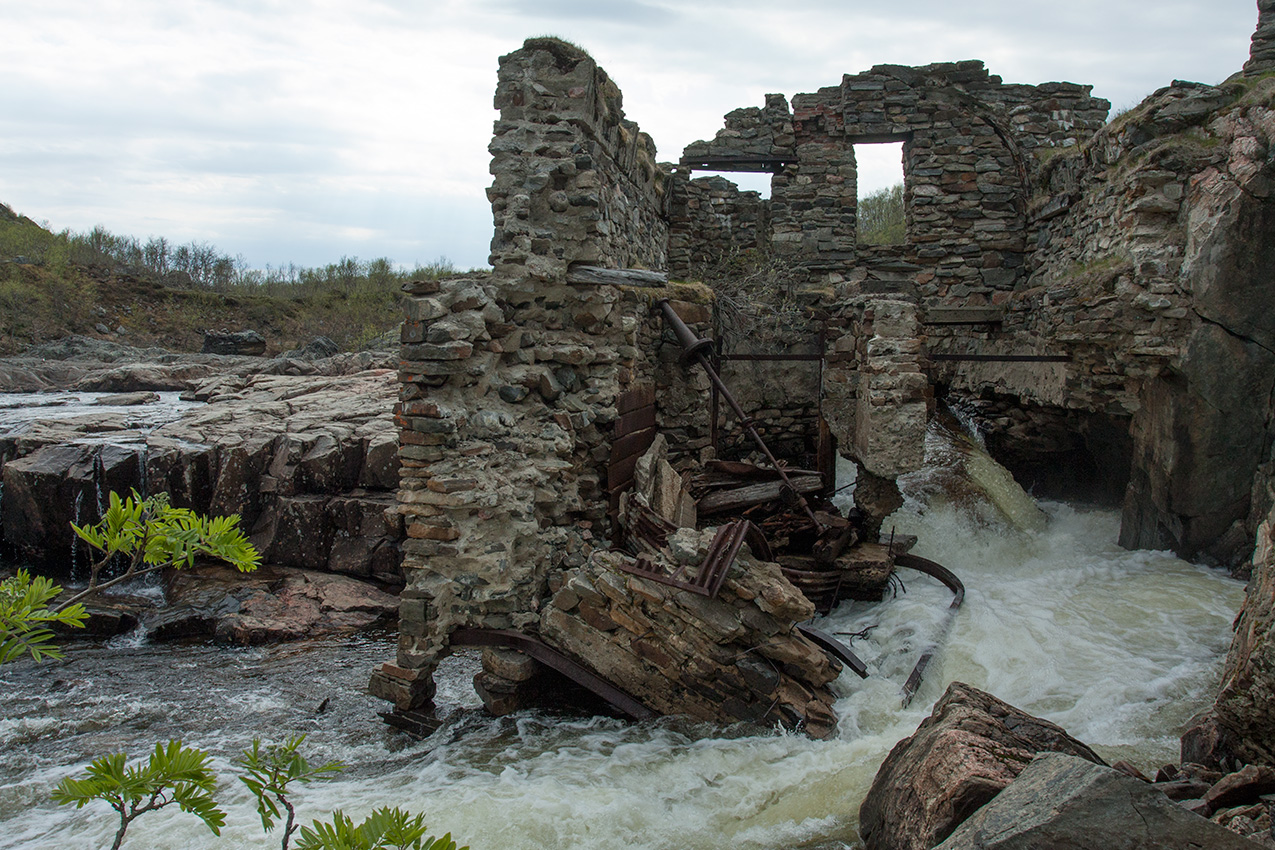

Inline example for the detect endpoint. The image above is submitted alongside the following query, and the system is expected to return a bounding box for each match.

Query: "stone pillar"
[1245,0,1275,76]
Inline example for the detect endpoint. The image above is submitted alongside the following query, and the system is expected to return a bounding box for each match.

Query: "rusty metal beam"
[929,353,1070,363]
[796,625,869,679]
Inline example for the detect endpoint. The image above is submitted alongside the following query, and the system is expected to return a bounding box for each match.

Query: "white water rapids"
[0,426,1247,849]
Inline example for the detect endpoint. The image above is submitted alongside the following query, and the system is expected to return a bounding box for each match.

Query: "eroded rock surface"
[859,682,1105,850]
[1205,502,1275,766]
[935,753,1262,850]
[1,361,402,586]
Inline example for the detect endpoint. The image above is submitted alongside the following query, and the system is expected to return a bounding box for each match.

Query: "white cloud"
[0,0,1261,271]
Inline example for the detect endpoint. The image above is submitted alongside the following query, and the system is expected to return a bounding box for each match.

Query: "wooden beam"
[697,474,824,515]
[566,265,668,287]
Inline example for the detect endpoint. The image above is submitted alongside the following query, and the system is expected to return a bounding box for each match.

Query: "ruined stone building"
[371,6,1275,735]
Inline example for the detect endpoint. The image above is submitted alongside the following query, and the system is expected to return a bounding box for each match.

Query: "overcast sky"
[0,1,1260,273]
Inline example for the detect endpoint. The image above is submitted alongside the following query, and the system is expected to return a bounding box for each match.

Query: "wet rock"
[859,682,1105,850]
[202,330,267,356]
[92,391,161,406]
[1,443,144,573]
[156,564,398,644]
[1205,764,1275,813]
[1212,503,1275,766]
[934,753,1261,850]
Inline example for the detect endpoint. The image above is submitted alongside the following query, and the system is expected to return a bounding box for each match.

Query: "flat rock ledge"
[76,564,399,645]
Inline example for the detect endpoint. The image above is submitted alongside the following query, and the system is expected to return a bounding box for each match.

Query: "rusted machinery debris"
[617,518,769,599]
[658,299,825,538]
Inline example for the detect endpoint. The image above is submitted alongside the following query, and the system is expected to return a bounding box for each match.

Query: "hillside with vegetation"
[0,203,474,356]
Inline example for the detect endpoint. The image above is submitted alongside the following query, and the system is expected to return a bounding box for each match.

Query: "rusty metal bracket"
[616,519,765,599]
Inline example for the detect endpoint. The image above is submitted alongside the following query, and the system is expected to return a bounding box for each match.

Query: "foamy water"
[0,434,1246,849]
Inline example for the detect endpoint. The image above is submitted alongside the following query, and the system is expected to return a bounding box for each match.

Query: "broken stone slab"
[934,753,1262,850]
[539,543,838,737]
[859,681,1105,850]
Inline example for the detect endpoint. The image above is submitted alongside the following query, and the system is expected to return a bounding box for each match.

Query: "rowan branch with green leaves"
[297,807,467,850]
[0,569,88,664]
[51,739,224,850]
[235,734,345,850]
[64,489,261,612]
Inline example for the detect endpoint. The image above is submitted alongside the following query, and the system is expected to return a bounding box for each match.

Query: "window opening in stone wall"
[855,141,905,246]
[697,171,771,199]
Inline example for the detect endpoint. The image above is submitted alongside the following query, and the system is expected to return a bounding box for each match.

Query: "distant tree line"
[0,204,457,296]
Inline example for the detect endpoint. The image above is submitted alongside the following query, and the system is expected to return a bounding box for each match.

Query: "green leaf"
[0,569,87,665]
[52,739,225,840]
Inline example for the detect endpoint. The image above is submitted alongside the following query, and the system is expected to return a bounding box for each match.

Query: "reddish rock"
[859,682,1105,850]
[1204,764,1275,813]
[156,563,398,645]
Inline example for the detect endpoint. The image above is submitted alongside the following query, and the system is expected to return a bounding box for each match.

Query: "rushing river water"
[0,429,1248,850]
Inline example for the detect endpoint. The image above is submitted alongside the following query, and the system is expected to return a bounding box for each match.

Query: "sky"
[0,1,1261,273]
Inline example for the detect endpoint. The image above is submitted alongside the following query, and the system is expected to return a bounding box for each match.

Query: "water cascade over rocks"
[0,423,1246,850]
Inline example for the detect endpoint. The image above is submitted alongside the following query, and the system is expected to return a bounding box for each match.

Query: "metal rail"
[894,553,965,707]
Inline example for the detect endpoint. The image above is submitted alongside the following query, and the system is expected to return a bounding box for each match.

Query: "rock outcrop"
[1,364,402,586]
[859,682,1105,850]
[935,753,1262,850]
[1197,502,1275,766]
[202,329,267,356]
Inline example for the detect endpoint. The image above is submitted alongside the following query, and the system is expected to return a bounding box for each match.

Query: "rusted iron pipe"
[894,553,965,707]
[656,299,822,532]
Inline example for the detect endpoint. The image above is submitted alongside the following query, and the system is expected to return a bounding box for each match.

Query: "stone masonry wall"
[372,273,660,710]
[675,62,1108,299]
[488,38,668,282]
[666,175,766,279]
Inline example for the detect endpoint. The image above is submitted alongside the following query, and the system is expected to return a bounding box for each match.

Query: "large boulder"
[935,753,1262,850]
[859,682,1105,850]
[202,329,267,356]
[148,564,398,644]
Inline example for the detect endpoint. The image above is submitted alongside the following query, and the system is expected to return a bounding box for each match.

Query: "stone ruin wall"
[488,38,668,283]
[377,5,1275,729]
[372,39,719,713]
